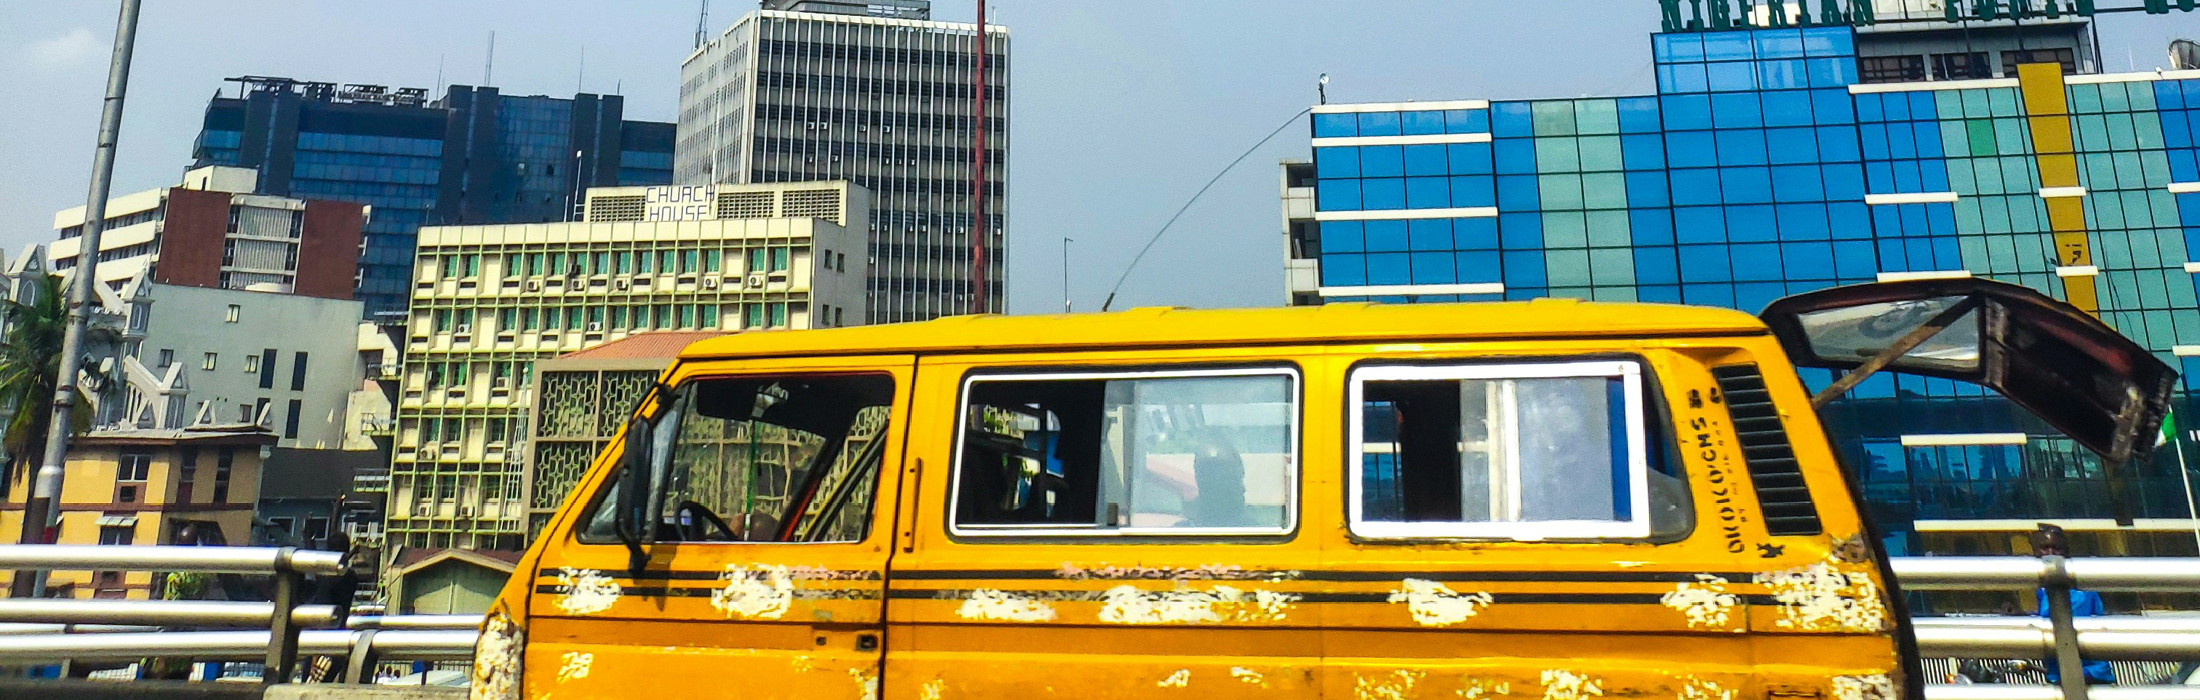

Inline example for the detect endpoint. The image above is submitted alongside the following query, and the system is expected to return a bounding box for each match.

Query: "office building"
[49,165,365,299]
[192,76,677,316]
[678,1,1009,321]
[386,181,869,559]
[526,331,723,537]
[1287,3,2200,555]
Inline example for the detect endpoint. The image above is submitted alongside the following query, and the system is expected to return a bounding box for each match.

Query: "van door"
[522,355,913,700]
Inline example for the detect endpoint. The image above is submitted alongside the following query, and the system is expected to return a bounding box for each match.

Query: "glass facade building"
[193,78,676,317]
[1291,25,2200,554]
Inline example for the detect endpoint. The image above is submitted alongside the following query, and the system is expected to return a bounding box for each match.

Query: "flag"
[2160,409,2179,448]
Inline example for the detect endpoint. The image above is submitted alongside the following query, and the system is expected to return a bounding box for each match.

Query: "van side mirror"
[613,415,657,574]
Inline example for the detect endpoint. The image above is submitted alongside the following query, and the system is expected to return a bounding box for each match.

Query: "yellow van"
[469,279,2174,700]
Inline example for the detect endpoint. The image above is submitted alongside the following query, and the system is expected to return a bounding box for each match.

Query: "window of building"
[213,447,234,502]
[2001,48,2076,76]
[259,349,278,389]
[1930,52,1993,80]
[771,248,791,272]
[1858,55,1926,83]
[98,522,134,546]
[304,517,330,542]
[950,368,1298,536]
[226,204,242,233]
[290,352,308,391]
[770,303,788,328]
[288,211,303,238]
[748,249,767,274]
[176,447,197,503]
[702,251,721,273]
[1348,360,1686,541]
[157,349,174,368]
[254,398,270,425]
[115,451,151,503]
[202,353,219,371]
[244,354,262,375]
[224,305,240,323]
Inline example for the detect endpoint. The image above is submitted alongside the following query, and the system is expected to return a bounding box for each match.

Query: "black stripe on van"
[1710,364,1824,537]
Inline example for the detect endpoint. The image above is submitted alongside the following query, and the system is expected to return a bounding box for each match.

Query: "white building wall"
[137,284,364,449]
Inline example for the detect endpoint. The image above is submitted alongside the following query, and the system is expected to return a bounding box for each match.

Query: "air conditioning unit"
[614,278,631,291]
[456,323,472,334]
[747,274,767,288]
[587,321,604,332]
[701,277,719,290]
[458,505,475,519]
[415,502,433,516]
[526,280,542,292]
[420,447,441,460]
[493,377,511,390]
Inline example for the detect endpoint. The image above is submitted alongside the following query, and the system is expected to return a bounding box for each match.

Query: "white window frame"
[947,366,1302,538]
[1347,359,1652,541]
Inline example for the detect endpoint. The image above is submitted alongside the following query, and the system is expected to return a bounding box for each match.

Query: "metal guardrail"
[1894,556,2200,700]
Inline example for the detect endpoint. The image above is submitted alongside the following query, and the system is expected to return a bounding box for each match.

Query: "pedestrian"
[2031,523,2116,686]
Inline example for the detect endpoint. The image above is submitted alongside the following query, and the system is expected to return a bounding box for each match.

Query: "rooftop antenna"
[484,31,495,86]
[695,0,711,49]
[577,45,586,93]
[969,0,991,314]
[1318,73,1330,105]
[435,54,445,97]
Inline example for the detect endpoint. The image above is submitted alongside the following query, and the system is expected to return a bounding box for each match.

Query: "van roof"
[679,299,1768,360]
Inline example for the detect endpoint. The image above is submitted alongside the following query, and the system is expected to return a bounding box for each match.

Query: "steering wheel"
[674,500,738,541]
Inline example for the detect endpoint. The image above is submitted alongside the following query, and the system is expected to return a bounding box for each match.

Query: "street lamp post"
[1062,237,1074,314]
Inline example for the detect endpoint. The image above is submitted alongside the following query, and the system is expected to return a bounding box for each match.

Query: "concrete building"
[192,76,677,317]
[1854,0,2095,83]
[385,181,869,557]
[525,331,724,537]
[0,425,274,599]
[49,165,366,300]
[678,0,1009,321]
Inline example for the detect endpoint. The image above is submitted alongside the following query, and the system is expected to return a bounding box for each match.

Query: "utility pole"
[14,0,142,597]
[1062,237,1074,313]
[969,0,990,314]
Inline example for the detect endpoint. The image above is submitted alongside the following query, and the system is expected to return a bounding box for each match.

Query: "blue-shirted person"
[2031,524,2116,686]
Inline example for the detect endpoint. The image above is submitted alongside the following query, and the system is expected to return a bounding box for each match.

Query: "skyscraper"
[192,77,676,317]
[678,1,1008,322]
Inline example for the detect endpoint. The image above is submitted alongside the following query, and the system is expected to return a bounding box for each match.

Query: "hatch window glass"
[1350,360,1679,540]
[950,368,1298,536]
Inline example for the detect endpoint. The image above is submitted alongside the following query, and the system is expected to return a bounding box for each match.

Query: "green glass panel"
[2070,84,2103,114]
[1960,89,1990,118]
[1549,286,1592,301]
[2176,311,2200,346]
[1583,173,1628,209]
[1954,198,1985,233]
[2082,152,2116,189]
[1575,100,1620,135]
[2114,151,2146,190]
[1544,211,1589,247]
[1973,156,2007,193]
[1532,101,1578,136]
[2142,150,2174,189]
[1988,89,2023,118]
[2009,197,2043,233]
[1588,286,1638,303]
[1936,90,1966,120]
[2098,226,2132,266]
[2094,189,2125,229]
[1948,158,1979,194]
[2152,191,2181,228]
[1545,250,1592,287]
[1589,248,1635,285]
[2074,114,2108,151]
[1979,196,2012,234]
[1539,174,1586,209]
[1994,118,2028,153]
[1586,210,1631,246]
[2123,191,2156,232]
[2001,157,2035,192]
[1536,138,1582,173]
[1966,119,1997,157]
[2101,83,2131,112]
[2104,113,2137,151]
[2165,260,2198,308]
[1984,234,2019,273]
[1579,136,1625,172]
[2107,273,2142,317]
[2128,224,2165,269]
[2129,81,2159,112]
[2135,112,2166,150]
[1958,235,1991,273]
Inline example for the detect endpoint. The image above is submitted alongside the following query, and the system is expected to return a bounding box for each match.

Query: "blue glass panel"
[1447,142,1494,174]
[1315,147,1360,178]
[1359,111,1402,136]
[1401,111,1446,136]
[1365,221,1409,252]
[1682,283,1737,307]
[1772,166,1825,203]
[1728,203,1778,241]
[1451,176,1497,208]
[1411,251,1458,284]
[1766,127,1821,164]
[1711,92,1764,128]
[1638,285,1684,303]
[1663,63,1711,93]
[1493,102,1536,138]
[1662,94,1714,130]
[1908,92,1937,119]
[1707,61,1758,92]
[1406,177,1451,208]
[1735,282,1786,311]
[1756,29,1805,59]
[2185,80,2200,110]
[1926,203,1957,237]
[1854,93,1885,123]
[1762,90,1814,127]
[1621,133,1667,170]
[1820,125,1862,161]
[1325,221,1365,252]
[1408,219,1453,250]
[1731,243,1784,281]
[1456,218,1499,248]
[1912,121,1944,157]
[1777,203,1832,239]
[1403,145,1448,176]
[2158,81,2186,110]
[1903,237,1938,271]
[1816,163,1864,201]
[1891,159,1923,192]
[1921,161,1950,192]
[1723,167,1775,204]
[1870,205,1905,238]
[2172,149,2200,183]
[1877,92,1910,121]
[1678,245,1735,282]
[1807,57,1857,87]
[1832,240,1876,278]
[1619,97,1664,133]
[1499,213,1543,249]
[1316,179,1360,211]
[1323,254,1366,285]
[1636,246,1680,284]
[1362,178,1406,210]
[2163,111,2193,149]
[1670,168,1723,206]
[1367,253,1411,285]
[1494,139,1538,174]
[1801,27,1849,57]
[1654,33,1680,63]
[1715,129,1769,165]
[1830,202,1871,238]
[1502,251,1546,288]
[1458,251,1502,283]
[1497,175,1540,210]
[1702,32,1754,61]
[1859,123,1891,161]
[1759,60,1809,91]
[1812,88,1856,124]
[1666,131,1717,168]
[1630,208,1675,245]
[1660,33,1705,62]
[1361,145,1405,177]
[1447,109,1491,134]
[1675,206,1727,244]
[1626,171,1671,207]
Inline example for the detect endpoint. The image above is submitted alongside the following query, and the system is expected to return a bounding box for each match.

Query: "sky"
[3,2,2198,315]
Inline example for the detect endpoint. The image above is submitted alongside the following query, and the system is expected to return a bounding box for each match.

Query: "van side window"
[950,369,1298,536]
[579,374,896,543]
[1349,360,1684,540]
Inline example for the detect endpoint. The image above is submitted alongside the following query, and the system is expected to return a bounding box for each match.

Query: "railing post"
[264,547,302,684]
[2043,555,2087,700]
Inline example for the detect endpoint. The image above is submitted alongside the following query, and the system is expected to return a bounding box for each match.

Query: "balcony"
[359,416,396,437]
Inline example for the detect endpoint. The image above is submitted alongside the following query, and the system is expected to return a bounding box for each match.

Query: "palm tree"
[0,272,89,501]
